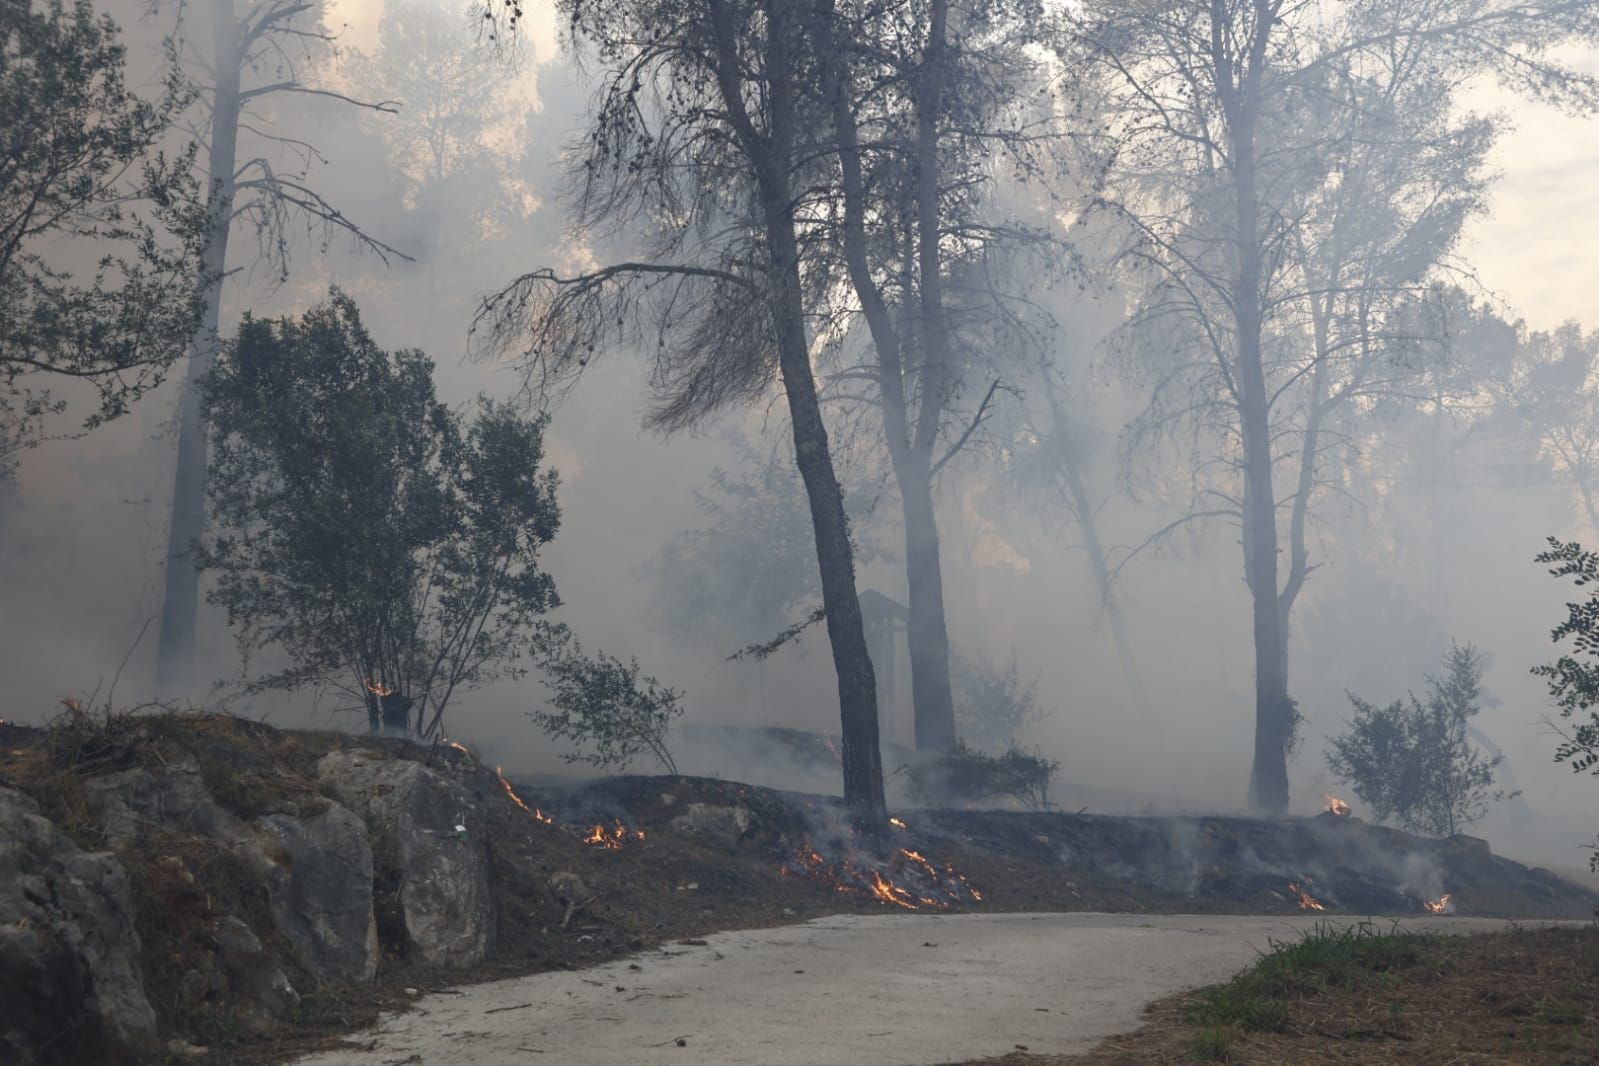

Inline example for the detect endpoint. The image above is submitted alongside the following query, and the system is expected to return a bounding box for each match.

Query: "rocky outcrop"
[317,750,495,967]
[0,785,157,1065]
[258,805,380,983]
[82,756,239,847]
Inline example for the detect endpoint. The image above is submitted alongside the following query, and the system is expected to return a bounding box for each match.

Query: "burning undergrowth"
[775,814,983,911]
[516,772,1597,920]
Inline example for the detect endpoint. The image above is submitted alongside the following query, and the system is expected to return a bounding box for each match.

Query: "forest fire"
[1423,893,1453,915]
[1322,794,1352,817]
[580,819,645,850]
[778,837,982,910]
[889,817,908,830]
[364,678,395,697]
[1287,881,1326,911]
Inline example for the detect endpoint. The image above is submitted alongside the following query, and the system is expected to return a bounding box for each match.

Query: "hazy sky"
[1461,51,1599,332]
[322,0,1598,332]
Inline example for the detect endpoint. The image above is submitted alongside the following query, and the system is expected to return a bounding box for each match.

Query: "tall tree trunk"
[726,0,884,817]
[155,0,240,694]
[807,0,955,753]
[905,0,958,751]
[762,197,885,818]
[1219,2,1291,815]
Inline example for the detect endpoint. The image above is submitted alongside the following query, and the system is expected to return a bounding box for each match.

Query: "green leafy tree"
[1533,538,1599,866]
[1328,643,1508,837]
[1,0,203,471]
[198,291,560,737]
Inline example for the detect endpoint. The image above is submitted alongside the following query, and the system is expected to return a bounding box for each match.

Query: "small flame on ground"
[778,837,981,911]
[1322,793,1351,817]
[494,766,554,824]
[581,819,645,850]
[821,738,842,764]
[888,817,908,830]
[365,678,396,697]
[1288,881,1326,912]
[1423,893,1453,915]
[444,739,471,756]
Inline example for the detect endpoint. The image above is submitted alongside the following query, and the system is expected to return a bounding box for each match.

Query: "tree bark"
[155,0,240,695]
[713,0,885,817]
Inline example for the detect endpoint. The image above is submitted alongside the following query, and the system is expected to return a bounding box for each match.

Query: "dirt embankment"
[1,711,1592,1064]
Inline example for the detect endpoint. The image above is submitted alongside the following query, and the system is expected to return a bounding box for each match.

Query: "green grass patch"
[1188,921,1432,1034]
[1186,1023,1242,1061]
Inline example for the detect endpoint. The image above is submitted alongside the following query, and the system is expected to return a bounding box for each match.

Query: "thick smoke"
[3,0,1598,885]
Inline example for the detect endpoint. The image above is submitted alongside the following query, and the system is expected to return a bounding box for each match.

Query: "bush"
[1326,642,1510,837]
[906,741,1058,809]
[530,631,683,774]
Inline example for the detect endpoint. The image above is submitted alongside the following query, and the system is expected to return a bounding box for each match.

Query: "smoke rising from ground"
[4,0,1599,878]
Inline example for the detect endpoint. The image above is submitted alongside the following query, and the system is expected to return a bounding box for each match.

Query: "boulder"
[670,802,755,851]
[0,785,157,1065]
[82,756,238,847]
[257,804,380,983]
[208,917,299,1032]
[316,751,494,967]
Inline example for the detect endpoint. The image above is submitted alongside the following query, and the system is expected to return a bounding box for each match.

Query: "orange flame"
[580,819,645,850]
[1322,793,1351,817]
[444,739,471,756]
[365,678,396,697]
[1423,893,1452,915]
[822,738,842,764]
[494,766,554,824]
[1287,881,1326,912]
[889,817,908,830]
[778,837,980,910]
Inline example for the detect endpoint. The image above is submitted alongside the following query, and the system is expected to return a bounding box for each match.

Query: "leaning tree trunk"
[743,0,884,819]
[764,197,885,818]
[155,0,240,695]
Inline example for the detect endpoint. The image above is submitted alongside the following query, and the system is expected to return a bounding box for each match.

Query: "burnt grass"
[1,713,1595,1063]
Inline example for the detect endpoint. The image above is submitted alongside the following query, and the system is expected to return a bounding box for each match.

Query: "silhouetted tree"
[476,0,888,817]
[1069,0,1599,813]
[805,0,1049,752]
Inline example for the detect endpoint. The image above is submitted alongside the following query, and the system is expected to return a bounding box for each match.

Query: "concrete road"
[290,913,1540,1066]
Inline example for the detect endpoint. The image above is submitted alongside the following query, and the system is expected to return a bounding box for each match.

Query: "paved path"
[291,913,1539,1066]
